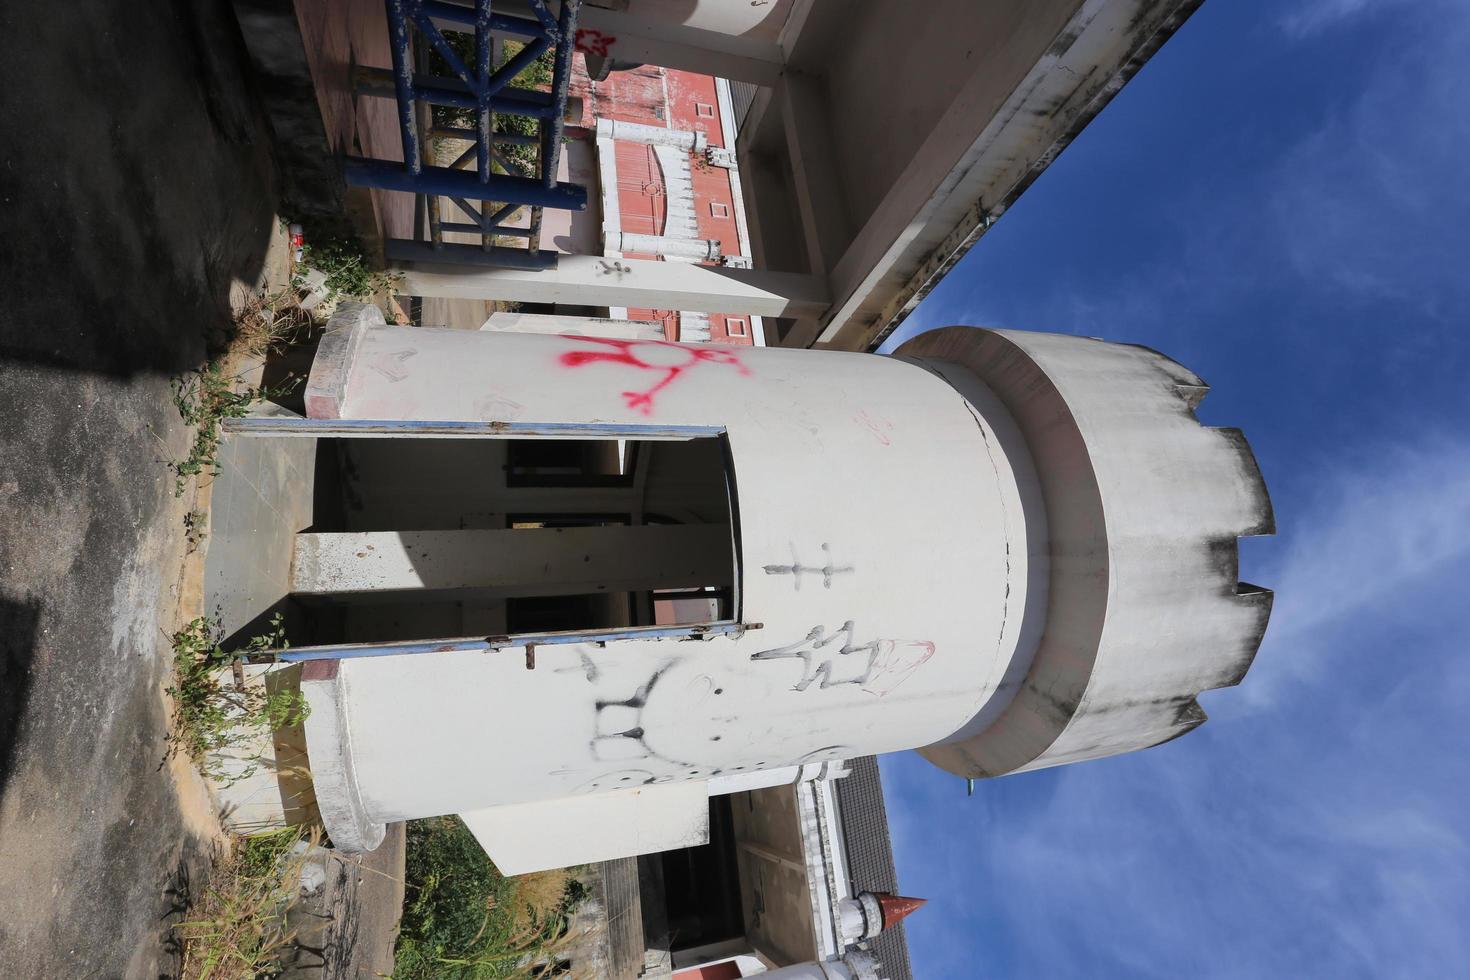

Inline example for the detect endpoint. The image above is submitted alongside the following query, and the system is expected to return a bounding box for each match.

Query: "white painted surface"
[297,322,1272,863]
[719,0,1201,349]
[714,75,766,347]
[303,303,379,419]
[901,328,1273,777]
[576,3,789,86]
[458,780,709,876]
[758,961,858,980]
[596,131,623,258]
[610,232,722,261]
[304,325,1038,833]
[396,255,829,318]
[707,762,825,796]
[206,665,309,835]
[481,311,665,340]
[596,117,708,154]
[292,524,731,596]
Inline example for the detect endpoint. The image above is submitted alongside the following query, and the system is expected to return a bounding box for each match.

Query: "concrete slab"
[204,434,318,641]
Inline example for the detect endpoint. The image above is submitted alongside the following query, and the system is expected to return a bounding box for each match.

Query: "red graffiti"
[557,336,749,414]
[575,28,616,58]
[854,409,894,446]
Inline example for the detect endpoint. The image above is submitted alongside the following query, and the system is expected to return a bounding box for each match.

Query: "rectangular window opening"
[274,430,740,650]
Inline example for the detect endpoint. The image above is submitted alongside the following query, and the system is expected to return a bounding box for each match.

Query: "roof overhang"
[735,0,1206,351]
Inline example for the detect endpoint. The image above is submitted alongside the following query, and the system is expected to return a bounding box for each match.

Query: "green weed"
[394,816,586,979]
[296,232,397,300]
[168,614,308,785]
[171,365,299,496]
[174,827,317,980]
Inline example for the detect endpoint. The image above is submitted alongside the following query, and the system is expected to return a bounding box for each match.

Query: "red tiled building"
[569,61,761,346]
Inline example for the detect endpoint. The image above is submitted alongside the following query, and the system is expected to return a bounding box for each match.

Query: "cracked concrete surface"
[0,0,279,974]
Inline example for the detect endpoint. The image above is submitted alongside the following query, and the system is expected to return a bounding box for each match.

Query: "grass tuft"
[296,232,398,301]
[175,827,318,980]
[394,816,587,979]
[233,290,314,359]
[170,364,299,496]
[167,614,308,785]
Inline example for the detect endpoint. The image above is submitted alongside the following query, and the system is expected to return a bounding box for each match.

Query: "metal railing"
[348,0,587,269]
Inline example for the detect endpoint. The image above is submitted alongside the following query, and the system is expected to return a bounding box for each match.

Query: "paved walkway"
[0,1,279,975]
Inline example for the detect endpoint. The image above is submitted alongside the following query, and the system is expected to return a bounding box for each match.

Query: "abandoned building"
[206,303,1271,978]
[204,0,1268,975]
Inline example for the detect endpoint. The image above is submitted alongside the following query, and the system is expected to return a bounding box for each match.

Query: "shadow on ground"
[0,0,286,975]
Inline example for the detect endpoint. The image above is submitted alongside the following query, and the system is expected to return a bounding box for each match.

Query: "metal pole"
[344,157,588,209]
[384,0,422,174]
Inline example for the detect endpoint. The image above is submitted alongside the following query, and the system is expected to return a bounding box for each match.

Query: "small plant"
[171,364,299,496]
[184,510,209,553]
[168,614,308,784]
[295,232,397,300]
[234,290,313,358]
[394,816,587,979]
[175,826,318,980]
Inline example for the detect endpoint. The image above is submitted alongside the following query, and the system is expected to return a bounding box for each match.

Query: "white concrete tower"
[246,309,1270,868]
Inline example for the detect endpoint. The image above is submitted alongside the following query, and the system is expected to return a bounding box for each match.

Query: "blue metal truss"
[349,0,586,269]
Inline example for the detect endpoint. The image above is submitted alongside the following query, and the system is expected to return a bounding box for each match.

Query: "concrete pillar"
[572,3,786,86]
[395,254,829,318]
[607,232,722,262]
[595,117,707,154]
[480,311,665,340]
[758,951,881,980]
[292,525,732,596]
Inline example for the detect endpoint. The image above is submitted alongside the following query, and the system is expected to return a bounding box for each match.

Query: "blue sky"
[877,0,1470,976]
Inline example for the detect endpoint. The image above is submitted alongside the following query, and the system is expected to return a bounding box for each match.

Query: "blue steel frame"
[270,622,758,663]
[349,0,586,269]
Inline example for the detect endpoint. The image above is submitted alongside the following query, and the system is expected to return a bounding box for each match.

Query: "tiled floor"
[204,434,318,642]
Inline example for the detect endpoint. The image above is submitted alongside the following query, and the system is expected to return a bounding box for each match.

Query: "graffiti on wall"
[751,621,935,696]
[575,28,616,58]
[558,335,749,414]
[763,543,854,591]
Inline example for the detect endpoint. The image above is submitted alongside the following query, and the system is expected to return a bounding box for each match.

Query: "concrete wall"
[732,786,818,966]
[293,320,1272,868]
[302,325,1040,842]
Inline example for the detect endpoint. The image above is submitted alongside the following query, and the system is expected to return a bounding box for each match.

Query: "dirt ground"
[0,1,282,975]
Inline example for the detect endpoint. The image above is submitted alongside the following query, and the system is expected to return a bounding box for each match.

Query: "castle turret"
[220,312,1269,870]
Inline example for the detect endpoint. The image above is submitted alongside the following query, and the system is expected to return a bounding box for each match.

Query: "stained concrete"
[204,433,318,642]
[0,0,279,975]
[279,824,407,980]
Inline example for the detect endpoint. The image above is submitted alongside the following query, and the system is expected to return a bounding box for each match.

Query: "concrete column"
[706,761,828,796]
[292,525,731,596]
[395,254,830,318]
[607,232,722,262]
[480,311,665,340]
[759,952,881,980]
[595,117,707,154]
[573,5,786,86]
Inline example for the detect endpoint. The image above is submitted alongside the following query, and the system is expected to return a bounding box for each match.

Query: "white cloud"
[1269,7,1470,319]
[886,431,1470,979]
[875,8,1470,972]
[1278,0,1431,38]
[1233,435,1470,710]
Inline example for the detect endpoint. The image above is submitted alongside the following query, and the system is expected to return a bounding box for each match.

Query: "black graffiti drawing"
[749,622,935,695]
[762,543,854,591]
[596,259,633,280]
